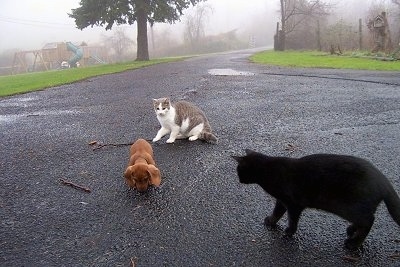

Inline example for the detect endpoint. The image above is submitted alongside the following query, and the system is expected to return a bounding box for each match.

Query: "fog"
[0,0,398,63]
[0,0,277,53]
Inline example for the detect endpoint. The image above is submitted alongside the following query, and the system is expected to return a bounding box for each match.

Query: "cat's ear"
[231,155,243,162]
[245,149,257,155]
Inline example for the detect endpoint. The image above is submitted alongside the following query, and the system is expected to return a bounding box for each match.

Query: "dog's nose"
[136,186,148,192]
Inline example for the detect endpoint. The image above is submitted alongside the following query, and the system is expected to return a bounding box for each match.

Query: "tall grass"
[0,58,183,97]
[251,50,400,71]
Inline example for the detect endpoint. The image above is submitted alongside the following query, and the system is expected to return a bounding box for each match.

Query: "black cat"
[233,149,400,249]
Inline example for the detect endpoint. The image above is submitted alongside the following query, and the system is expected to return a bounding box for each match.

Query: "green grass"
[251,50,400,71]
[0,58,183,97]
[2,51,399,97]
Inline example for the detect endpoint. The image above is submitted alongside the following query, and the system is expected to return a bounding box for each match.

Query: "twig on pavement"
[60,178,91,193]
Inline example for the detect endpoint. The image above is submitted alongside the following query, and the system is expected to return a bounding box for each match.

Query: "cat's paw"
[346,225,357,237]
[284,227,296,237]
[264,216,278,227]
[189,135,199,141]
[152,137,160,142]
[166,138,175,143]
[344,238,362,250]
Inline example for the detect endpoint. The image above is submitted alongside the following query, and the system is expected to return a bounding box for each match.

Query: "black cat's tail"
[384,185,400,226]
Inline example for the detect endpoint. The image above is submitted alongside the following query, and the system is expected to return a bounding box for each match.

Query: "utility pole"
[317,20,322,51]
[359,18,363,50]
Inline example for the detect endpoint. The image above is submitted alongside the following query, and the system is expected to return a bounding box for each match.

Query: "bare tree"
[323,19,359,52]
[276,0,330,50]
[183,4,213,49]
[102,27,135,62]
[391,0,400,44]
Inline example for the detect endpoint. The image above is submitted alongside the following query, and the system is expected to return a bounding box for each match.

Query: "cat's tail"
[200,131,218,144]
[383,185,400,226]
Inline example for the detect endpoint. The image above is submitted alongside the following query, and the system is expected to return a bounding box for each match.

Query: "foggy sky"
[0,0,275,53]
[0,0,391,53]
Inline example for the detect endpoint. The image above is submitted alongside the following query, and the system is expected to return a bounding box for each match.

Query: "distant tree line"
[70,1,246,61]
[275,0,400,53]
[69,0,206,61]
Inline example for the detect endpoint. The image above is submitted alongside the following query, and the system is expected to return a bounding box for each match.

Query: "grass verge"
[0,58,183,97]
[250,50,400,71]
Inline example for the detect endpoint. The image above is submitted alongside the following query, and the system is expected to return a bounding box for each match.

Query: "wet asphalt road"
[1,48,400,267]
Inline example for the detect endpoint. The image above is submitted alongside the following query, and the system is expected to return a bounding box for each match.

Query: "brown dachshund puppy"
[123,139,161,192]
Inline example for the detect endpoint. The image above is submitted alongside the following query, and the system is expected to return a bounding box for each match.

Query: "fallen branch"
[92,142,134,150]
[60,178,91,193]
[343,255,360,262]
[89,139,155,150]
[389,253,400,259]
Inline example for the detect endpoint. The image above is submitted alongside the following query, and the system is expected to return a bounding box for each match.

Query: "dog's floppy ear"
[123,166,136,188]
[123,166,132,179]
[147,165,161,187]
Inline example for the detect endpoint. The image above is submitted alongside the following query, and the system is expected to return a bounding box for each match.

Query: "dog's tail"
[200,131,218,144]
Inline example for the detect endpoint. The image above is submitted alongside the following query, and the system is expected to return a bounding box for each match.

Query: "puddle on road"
[0,109,81,123]
[208,68,255,76]
[0,96,38,108]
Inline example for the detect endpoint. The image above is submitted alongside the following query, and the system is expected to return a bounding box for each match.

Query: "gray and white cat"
[152,97,217,144]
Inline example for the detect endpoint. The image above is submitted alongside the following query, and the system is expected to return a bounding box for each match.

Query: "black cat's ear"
[245,149,257,155]
[231,155,243,162]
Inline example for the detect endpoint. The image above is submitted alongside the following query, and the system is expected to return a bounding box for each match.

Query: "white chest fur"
[156,106,176,128]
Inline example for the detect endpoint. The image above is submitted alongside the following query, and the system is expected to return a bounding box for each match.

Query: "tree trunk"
[279,0,286,51]
[274,22,279,50]
[316,20,321,51]
[136,6,149,61]
[359,18,363,50]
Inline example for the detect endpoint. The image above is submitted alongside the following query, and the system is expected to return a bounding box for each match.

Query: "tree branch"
[60,179,91,193]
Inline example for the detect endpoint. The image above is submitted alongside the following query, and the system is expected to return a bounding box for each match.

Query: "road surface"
[1,49,400,266]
